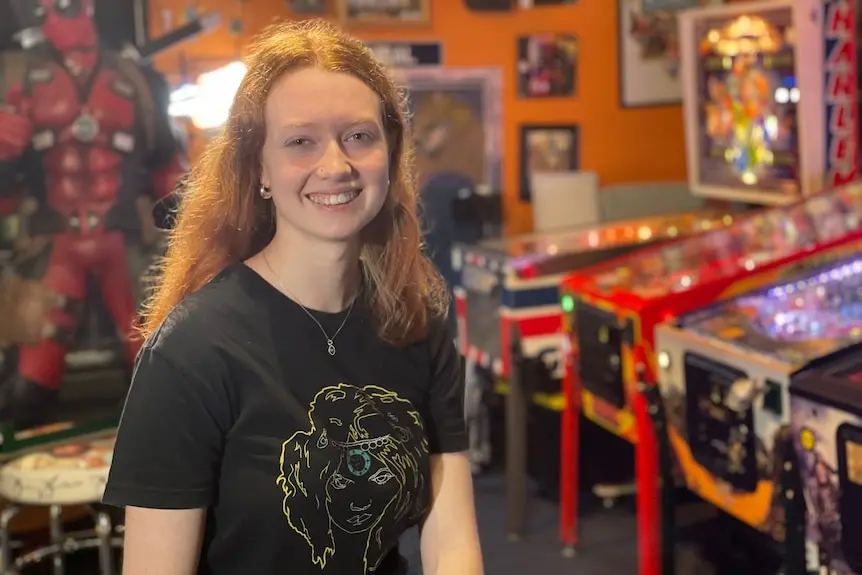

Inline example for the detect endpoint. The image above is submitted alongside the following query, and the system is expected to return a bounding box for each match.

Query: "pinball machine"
[679,0,859,207]
[654,254,862,553]
[558,181,862,572]
[790,347,862,575]
[451,211,733,471]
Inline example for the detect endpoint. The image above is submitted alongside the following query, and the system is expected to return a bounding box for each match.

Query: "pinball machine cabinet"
[655,255,862,542]
[790,348,862,575]
[451,210,733,480]
[560,182,862,575]
[563,184,862,444]
[679,0,859,206]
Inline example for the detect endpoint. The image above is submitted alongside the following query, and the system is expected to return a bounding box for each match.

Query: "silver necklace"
[262,251,355,356]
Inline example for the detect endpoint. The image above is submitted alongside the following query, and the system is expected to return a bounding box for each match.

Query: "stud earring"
[260,185,272,200]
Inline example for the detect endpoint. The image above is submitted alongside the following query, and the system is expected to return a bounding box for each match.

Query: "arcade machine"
[790,346,862,575]
[654,253,862,572]
[558,0,861,571]
[557,183,862,560]
[453,209,737,535]
[454,211,731,461]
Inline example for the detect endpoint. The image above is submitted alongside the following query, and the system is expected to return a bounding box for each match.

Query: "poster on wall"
[517,33,578,98]
[519,124,579,201]
[396,68,503,191]
[336,0,431,25]
[618,0,725,107]
[395,67,502,291]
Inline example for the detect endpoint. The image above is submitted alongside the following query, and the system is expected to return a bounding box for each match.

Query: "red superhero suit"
[0,0,187,428]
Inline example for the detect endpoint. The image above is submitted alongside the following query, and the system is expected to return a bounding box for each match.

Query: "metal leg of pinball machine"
[558,348,579,558]
[634,363,662,575]
[778,432,806,575]
[641,381,676,575]
[506,325,527,541]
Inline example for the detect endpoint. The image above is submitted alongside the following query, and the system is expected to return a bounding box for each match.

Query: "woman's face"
[260,68,391,245]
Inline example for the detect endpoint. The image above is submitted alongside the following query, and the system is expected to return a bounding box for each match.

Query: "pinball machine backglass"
[791,349,862,574]
[654,255,862,541]
[679,0,859,205]
[561,182,862,442]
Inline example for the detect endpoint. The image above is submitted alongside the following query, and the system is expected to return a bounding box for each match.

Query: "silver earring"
[260,185,272,200]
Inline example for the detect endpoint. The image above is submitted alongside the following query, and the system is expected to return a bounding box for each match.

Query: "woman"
[102,19,483,575]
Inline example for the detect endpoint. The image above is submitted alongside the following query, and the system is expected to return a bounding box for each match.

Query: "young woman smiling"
[102,19,483,575]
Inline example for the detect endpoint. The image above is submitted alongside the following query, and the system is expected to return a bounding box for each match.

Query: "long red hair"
[139,19,448,346]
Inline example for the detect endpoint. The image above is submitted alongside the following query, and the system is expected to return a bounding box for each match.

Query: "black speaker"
[463,0,514,11]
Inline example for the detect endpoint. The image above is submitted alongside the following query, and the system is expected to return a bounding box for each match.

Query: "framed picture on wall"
[336,0,431,26]
[519,124,579,201]
[618,0,724,107]
[289,0,328,14]
[517,33,578,98]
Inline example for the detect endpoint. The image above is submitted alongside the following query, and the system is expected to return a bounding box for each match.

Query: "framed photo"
[397,67,503,191]
[520,124,579,201]
[336,0,431,26]
[517,33,578,98]
[618,0,724,107]
[289,0,328,14]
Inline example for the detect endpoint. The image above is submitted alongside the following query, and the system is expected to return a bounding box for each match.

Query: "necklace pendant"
[327,340,336,356]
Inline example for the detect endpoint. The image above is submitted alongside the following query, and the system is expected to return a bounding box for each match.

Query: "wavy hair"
[139,19,448,345]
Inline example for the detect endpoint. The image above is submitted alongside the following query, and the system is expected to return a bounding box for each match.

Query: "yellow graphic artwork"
[276,383,430,572]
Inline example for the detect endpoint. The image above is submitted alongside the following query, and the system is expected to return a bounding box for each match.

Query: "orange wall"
[148,0,694,234]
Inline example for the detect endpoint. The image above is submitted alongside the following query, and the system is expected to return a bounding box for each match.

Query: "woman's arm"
[123,507,207,574]
[420,452,483,575]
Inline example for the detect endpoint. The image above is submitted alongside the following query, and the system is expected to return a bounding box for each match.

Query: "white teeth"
[308,190,360,206]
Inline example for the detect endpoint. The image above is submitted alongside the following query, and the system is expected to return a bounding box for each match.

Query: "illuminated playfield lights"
[768,259,862,299]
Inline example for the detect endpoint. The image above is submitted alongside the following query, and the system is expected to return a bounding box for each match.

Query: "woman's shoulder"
[145,263,257,358]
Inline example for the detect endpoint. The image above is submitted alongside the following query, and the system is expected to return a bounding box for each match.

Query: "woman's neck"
[253,234,362,313]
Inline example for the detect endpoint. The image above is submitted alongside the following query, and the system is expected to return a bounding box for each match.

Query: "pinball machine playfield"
[655,255,862,545]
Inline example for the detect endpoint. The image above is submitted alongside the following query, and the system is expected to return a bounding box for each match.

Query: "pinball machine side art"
[791,393,862,575]
[654,326,791,541]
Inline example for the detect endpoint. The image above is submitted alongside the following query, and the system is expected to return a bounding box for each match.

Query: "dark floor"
[24,472,784,574]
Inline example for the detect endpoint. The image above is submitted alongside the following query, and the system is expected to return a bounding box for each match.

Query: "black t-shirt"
[102,262,467,574]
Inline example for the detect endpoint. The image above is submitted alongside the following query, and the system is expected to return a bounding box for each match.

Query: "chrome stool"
[0,436,122,574]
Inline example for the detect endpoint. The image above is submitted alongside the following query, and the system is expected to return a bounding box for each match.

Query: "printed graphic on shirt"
[276,383,430,572]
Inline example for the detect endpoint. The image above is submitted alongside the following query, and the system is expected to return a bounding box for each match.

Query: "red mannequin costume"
[0,0,187,428]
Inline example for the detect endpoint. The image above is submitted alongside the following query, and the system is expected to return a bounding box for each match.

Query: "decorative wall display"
[618,0,725,107]
[395,67,502,289]
[365,41,443,67]
[519,124,579,201]
[516,33,577,98]
[289,0,328,14]
[336,0,431,25]
[396,68,502,190]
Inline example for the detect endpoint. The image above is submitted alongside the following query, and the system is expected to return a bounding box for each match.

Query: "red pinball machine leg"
[635,371,661,575]
[559,347,580,557]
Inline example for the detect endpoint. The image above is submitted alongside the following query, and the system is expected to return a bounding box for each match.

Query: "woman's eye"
[347,132,373,143]
[285,138,310,147]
